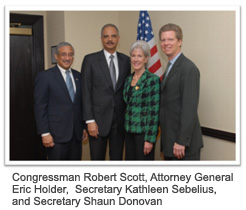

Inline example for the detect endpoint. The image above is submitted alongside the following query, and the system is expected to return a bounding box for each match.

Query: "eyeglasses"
[59,52,74,57]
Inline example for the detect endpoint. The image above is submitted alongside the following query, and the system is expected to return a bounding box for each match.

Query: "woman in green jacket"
[123,40,160,160]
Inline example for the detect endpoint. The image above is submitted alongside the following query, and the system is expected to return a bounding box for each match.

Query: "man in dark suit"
[81,24,131,160]
[159,23,203,160]
[34,42,87,160]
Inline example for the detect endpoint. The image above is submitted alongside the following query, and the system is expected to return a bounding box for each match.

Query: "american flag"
[137,11,162,77]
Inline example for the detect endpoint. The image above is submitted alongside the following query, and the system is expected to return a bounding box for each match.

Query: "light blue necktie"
[65,70,75,102]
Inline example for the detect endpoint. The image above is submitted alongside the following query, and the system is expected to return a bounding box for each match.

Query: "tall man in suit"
[159,23,203,160]
[81,24,131,160]
[34,42,87,160]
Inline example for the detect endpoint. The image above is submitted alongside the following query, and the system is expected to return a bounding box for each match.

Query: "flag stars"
[137,11,154,42]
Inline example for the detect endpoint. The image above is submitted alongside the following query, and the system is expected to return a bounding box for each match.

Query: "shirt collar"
[170,52,182,65]
[57,64,71,73]
[103,49,117,59]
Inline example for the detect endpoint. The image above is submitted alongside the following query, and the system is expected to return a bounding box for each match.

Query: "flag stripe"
[137,11,162,76]
[148,38,156,49]
[149,60,161,73]
[148,52,160,67]
[154,68,163,77]
[150,45,158,57]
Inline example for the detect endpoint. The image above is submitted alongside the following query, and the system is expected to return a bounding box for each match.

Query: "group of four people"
[34,23,203,161]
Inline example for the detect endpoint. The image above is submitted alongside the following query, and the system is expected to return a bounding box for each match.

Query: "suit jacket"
[81,50,131,136]
[160,53,203,157]
[123,69,160,143]
[34,65,84,143]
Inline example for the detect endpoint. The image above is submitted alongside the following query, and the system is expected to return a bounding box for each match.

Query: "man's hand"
[173,143,185,159]
[144,141,153,156]
[82,129,88,141]
[87,122,99,139]
[42,134,55,148]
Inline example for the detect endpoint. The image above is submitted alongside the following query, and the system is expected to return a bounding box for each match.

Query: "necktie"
[65,70,75,102]
[109,55,116,90]
[162,61,171,84]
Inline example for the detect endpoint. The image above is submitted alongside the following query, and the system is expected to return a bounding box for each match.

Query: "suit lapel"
[98,50,114,89]
[98,51,128,92]
[115,52,125,92]
[123,75,132,103]
[71,70,80,102]
[52,66,73,102]
[128,70,148,102]
[161,53,184,90]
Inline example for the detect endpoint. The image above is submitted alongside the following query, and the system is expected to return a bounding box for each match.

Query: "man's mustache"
[106,41,114,44]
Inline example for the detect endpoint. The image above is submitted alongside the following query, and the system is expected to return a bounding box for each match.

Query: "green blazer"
[123,69,160,143]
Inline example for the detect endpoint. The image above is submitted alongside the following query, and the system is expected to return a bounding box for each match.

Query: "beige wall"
[64,11,119,70]
[201,136,235,160]
[46,11,65,66]
[11,10,236,161]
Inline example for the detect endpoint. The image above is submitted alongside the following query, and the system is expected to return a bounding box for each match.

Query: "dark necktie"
[109,55,116,90]
[162,61,171,84]
[65,70,75,102]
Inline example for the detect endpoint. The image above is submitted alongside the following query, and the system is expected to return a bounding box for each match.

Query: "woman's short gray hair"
[129,40,150,67]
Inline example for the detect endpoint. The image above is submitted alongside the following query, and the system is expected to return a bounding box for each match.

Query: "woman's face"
[130,48,148,71]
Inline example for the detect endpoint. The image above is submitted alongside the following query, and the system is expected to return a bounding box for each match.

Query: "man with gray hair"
[81,24,131,160]
[34,42,87,160]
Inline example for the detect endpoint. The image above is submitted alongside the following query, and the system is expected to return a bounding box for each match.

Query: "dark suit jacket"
[123,69,160,143]
[81,50,131,136]
[160,53,203,157]
[34,65,84,143]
